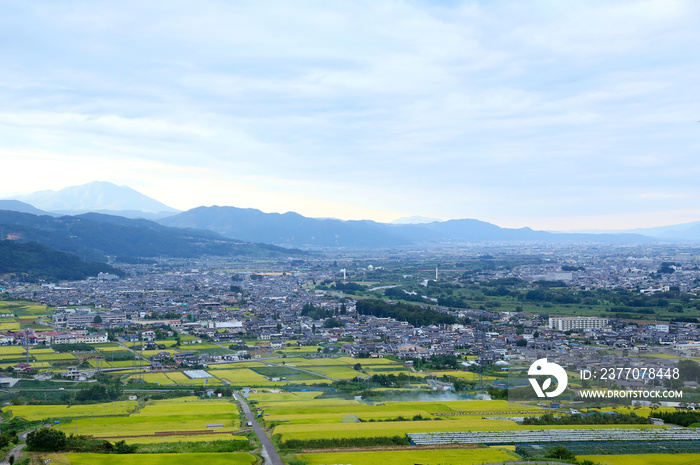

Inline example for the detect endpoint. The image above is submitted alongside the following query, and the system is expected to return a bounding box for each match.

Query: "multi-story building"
[549,317,608,331]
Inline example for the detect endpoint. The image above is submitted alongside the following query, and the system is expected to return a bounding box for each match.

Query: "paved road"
[1,424,47,465]
[234,392,283,465]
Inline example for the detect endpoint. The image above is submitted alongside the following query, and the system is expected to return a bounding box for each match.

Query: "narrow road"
[1,424,47,465]
[233,392,283,465]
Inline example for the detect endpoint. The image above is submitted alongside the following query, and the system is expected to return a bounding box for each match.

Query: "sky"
[1,0,699,231]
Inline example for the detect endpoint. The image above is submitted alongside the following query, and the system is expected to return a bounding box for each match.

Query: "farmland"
[5,400,138,421]
[64,452,257,465]
[52,397,241,438]
[578,454,700,465]
[6,396,245,444]
[298,448,518,465]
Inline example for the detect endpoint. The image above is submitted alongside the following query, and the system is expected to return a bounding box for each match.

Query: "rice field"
[0,322,20,330]
[275,418,665,441]
[301,365,362,379]
[279,345,323,354]
[139,372,178,385]
[123,433,248,444]
[0,346,45,355]
[167,371,224,385]
[4,401,139,420]
[33,353,78,361]
[97,346,133,352]
[578,454,700,465]
[0,301,48,316]
[210,361,266,369]
[298,448,518,465]
[255,398,543,416]
[210,368,283,385]
[283,356,402,366]
[54,397,240,437]
[130,371,224,385]
[64,452,257,465]
[257,395,537,409]
[251,394,666,443]
[426,370,499,381]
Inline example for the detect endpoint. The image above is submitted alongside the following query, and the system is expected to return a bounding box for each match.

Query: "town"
[2,243,700,465]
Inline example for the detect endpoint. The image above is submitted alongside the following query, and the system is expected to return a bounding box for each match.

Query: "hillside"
[159,206,654,248]
[159,206,416,248]
[0,210,303,262]
[0,240,123,282]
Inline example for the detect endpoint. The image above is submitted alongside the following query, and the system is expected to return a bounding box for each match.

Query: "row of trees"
[522,412,649,425]
[26,428,136,453]
[356,299,457,326]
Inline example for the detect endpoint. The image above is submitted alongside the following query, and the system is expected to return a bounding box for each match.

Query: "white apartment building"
[549,317,608,331]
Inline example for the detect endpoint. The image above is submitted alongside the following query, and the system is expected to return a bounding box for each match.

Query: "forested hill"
[0,240,123,282]
[356,299,457,326]
[0,210,304,262]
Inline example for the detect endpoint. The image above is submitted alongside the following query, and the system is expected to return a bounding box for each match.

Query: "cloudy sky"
[1,0,699,230]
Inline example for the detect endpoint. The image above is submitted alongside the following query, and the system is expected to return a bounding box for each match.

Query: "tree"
[26,428,67,452]
[516,339,527,347]
[114,439,137,454]
[544,445,576,460]
[323,318,344,328]
[678,359,700,382]
[93,314,102,324]
[353,363,362,371]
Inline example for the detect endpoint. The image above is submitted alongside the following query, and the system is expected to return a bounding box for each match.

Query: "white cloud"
[1,0,700,229]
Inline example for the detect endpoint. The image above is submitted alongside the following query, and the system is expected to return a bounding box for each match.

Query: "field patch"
[55,397,239,437]
[427,370,499,381]
[211,368,283,385]
[5,401,138,421]
[123,434,248,444]
[34,353,78,361]
[578,454,700,465]
[298,448,517,465]
[66,452,256,465]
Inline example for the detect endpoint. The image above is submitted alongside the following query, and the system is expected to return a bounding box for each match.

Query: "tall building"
[549,316,608,331]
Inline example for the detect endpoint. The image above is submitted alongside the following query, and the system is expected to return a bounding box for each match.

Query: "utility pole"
[25,329,30,365]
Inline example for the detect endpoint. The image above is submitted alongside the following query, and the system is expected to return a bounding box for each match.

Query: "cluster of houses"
[1,248,700,375]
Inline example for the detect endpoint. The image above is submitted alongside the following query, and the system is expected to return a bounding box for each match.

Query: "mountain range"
[3,181,700,248]
[10,181,179,219]
[0,210,303,263]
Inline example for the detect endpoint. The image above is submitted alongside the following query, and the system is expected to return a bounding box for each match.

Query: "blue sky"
[1,0,699,230]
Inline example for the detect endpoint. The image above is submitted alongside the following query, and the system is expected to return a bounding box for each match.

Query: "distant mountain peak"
[391,215,442,224]
[10,181,179,217]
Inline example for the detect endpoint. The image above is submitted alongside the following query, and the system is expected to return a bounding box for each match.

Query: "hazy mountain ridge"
[159,206,655,247]
[0,210,303,262]
[159,206,415,248]
[0,200,52,216]
[0,183,681,248]
[10,181,180,217]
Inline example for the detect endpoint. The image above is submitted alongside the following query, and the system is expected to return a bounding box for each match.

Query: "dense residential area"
[2,245,700,465]
[3,244,700,364]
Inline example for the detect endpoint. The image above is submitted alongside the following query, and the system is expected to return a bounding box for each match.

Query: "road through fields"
[234,392,283,465]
